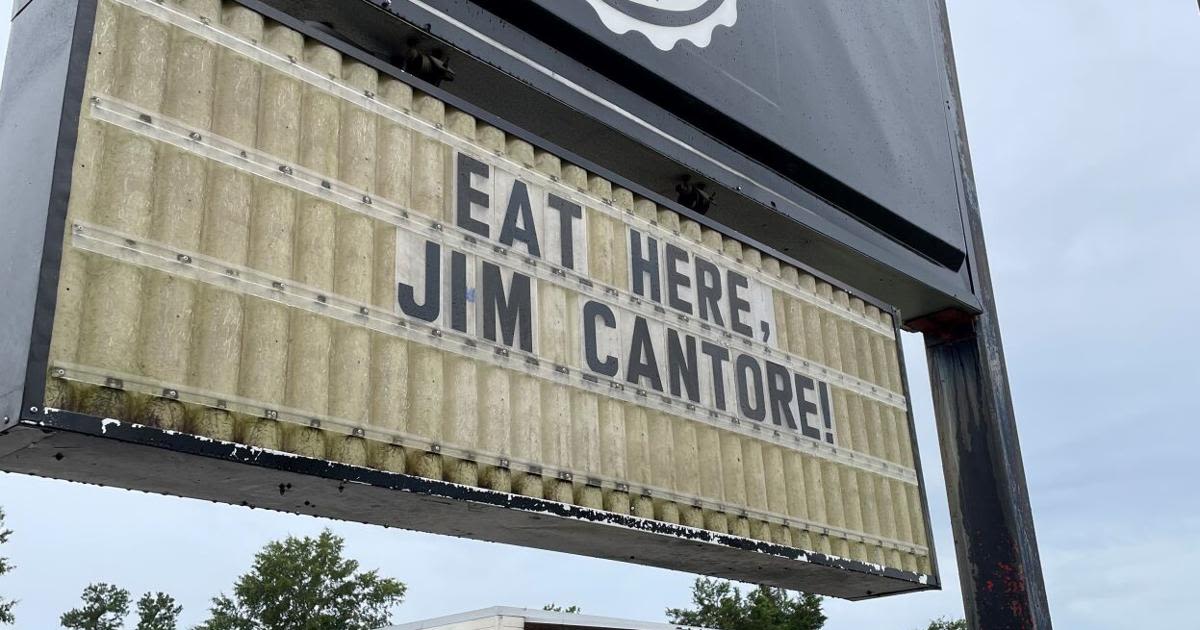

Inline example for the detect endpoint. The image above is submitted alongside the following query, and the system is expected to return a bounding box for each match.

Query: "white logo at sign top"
[583,0,738,51]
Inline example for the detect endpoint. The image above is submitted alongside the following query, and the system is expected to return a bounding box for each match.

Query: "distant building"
[379,606,712,630]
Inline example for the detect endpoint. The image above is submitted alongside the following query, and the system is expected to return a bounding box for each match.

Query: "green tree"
[60,584,180,630]
[666,578,825,630]
[60,583,131,630]
[925,618,967,630]
[199,529,406,630]
[543,604,582,614]
[135,592,181,630]
[0,509,14,626]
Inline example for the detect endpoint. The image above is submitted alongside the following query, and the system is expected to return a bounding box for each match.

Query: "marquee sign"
[0,0,937,599]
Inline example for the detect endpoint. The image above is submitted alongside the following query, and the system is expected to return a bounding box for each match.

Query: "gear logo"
[583,0,739,51]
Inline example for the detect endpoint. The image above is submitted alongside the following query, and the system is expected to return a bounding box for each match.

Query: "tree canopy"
[666,578,825,630]
[198,529,406,630]
[925,618,967,630]
[59,583,181,630]
[135,593,182,630]
[60,583,131,630]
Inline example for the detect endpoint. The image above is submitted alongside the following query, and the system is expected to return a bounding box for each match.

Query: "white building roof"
[380,606,713,630]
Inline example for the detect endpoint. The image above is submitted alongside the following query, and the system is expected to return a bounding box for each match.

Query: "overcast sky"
[1,2,1197,629]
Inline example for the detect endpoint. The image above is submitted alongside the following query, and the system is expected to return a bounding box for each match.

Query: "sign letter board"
[0,0,937,599]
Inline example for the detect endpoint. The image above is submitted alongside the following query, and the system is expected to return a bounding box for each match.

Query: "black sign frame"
[0,0,941,601]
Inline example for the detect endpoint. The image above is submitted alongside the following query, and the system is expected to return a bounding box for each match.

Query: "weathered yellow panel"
[48,0,930,574]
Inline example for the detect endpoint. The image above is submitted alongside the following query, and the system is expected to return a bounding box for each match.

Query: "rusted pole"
[912,3,1054,628]
[917,309,1051,629]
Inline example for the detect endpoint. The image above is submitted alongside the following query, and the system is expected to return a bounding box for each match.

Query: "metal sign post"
[911,11,1053,626]
[921,301,1053,630]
